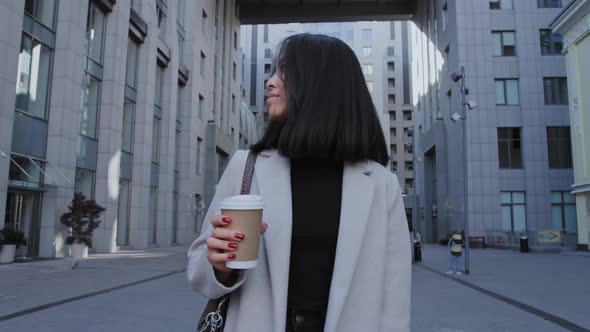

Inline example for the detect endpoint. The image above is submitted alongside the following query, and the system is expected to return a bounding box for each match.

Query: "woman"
[188,33,411,332]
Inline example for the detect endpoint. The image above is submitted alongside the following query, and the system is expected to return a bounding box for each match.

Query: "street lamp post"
[451,66,476,275]
[459,66,471,275]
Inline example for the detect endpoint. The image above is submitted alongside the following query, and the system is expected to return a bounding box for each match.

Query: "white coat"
[187,149,411,332]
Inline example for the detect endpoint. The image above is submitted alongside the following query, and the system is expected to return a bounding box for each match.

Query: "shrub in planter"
[60,192,105,248]
[0,228,27,264]
[0,228,27,247]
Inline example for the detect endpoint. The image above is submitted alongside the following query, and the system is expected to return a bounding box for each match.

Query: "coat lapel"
[324,161,375,332]
[255,150,292,331]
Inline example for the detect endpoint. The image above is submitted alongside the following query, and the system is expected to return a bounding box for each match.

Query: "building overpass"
[238,0,416,24]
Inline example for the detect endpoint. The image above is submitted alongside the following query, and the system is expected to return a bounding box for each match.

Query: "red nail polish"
[235,232,245,240]
[228,254,236,259]
[228,242,238,249]
[222,217,232,223]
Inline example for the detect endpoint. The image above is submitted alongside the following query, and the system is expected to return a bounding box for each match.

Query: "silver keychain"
[198,296,227,332]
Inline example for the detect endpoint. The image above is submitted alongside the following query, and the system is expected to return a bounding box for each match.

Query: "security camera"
[466,100,478,110]
[450,72,463,82]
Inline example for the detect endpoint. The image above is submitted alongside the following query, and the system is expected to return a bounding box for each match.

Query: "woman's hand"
[206,214,268,281]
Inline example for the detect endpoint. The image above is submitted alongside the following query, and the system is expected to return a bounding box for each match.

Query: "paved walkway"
[0,244,588,331]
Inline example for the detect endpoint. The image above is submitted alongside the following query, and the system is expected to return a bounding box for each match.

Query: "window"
[387,47,395,56]
[392,144,398,154]
[540,29,563,55]
[362,29,372,40]
[125,39,139,90]
[390,22,395,40]
[232,94,236,113]
[157,2,166,39]
[15,34,52,119]
[442,2,448,30]
[363,46,372,57]
[80,74,101,138]
[362,64,374,75]
[264,63,271,74]
[217,149,229,182]
[233,62,237,81]
[122,100,135,153]
[537,0,561,8]
[390,111,396,122]
[405,161,413,171]
[492,31,516,56]
[388,62,395,71]
[404,143,413,154]
[194,194,203,233]
[198,94,204,120]
[75,168,95,199]
[403,110,412,121]
[391,161,398,172]
[116,179,131,245]
[177,0,185,26]
[495,79,519,105]
[388,78,395,88]
[176,85,183,121]
[404,127,410,138]
[391,128,397,138]
[265,48,271,58]
[152,117,161,164]
[405,178,414,190]
[234,31,238,50]
[366,81,374,93]
[231,127,235,141]
[201,10,207,35]
[178,33,184,64]
[498,128,522,169]
[155,66,164,108]
[547,127,572,168]
[543,77,568,105]
[25,0,55,29]
[551,191,577,232]
[501,192,526,231]
[389,94,396,105]
[196,137,202,175]
[8,155,44,188]
[264,25,269,43]
[148,187,158,243]
[489,0,512,9]
[200,52,206,75]
[86,2,106,65]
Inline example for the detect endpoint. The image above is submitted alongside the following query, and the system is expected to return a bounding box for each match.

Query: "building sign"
[538,230,562,243]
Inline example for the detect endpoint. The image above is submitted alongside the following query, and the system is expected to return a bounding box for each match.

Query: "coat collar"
[255,149,375,332]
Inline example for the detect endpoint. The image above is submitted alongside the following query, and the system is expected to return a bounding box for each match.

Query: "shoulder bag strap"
[240,151,257,195]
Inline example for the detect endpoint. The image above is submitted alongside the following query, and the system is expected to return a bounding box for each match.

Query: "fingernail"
[228,254,236,259]
[222,217,232,224]
[228,242,238,249]
[235,232,245,240]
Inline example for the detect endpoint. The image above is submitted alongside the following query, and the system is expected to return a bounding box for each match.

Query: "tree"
[60,192,105,247]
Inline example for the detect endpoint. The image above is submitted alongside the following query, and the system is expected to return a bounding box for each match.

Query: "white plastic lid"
[219,195,264,210]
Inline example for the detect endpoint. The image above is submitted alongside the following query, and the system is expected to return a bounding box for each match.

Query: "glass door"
[5,190,42,257]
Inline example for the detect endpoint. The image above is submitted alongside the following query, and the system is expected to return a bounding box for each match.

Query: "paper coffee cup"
[220,195,264,269]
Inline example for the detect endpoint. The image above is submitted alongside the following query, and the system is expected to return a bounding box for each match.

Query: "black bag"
[196,151,258,332]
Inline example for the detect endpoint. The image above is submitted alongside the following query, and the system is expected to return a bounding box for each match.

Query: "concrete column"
[0,0,25,229]
[42,0,88,257]
[128,1,158,250]
[93,1,130,253]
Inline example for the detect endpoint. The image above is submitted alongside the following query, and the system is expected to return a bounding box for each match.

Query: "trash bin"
[519,235,529,253]
[413,240,422,262]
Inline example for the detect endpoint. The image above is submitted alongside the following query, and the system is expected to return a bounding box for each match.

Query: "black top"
[287,157,344,311]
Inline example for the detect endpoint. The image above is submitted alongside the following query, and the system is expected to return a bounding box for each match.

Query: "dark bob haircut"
[250,33,389,166]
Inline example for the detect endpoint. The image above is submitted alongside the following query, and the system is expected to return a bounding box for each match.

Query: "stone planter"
[0,244,17,264]
[70,243,88,258]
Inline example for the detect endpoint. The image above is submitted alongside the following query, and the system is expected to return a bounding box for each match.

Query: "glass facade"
[15,34,52,119]
[551,192,577,232]
[80,74,101,138]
